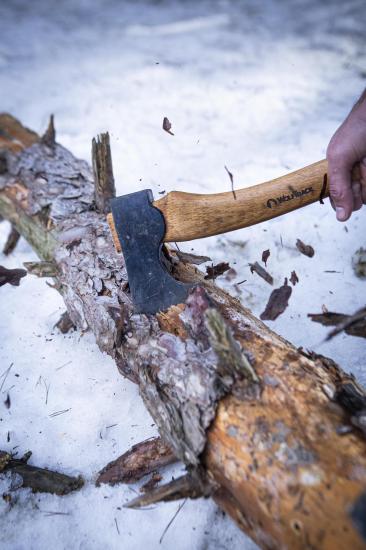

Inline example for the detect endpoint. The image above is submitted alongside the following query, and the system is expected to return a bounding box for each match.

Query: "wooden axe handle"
[107,159,360,250]
[155,159,360,242]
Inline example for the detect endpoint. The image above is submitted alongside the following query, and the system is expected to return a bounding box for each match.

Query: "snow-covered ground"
[0,0,365,548]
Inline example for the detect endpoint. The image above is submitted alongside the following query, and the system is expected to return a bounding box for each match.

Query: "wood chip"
[4,394,10,409]
[175,250,211,265]
[260,278,292,321]
[308,308,366,340]
[262,249,270,267]
[204,262,230,280]
[296,239,314,258]
[0,266,27,287]
[290,270,299,286]
[249,262,273,285]
[162,117,174,135]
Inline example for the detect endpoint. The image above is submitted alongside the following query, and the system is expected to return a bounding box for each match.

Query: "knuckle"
[329,185,347,202]
[326,141,349,165]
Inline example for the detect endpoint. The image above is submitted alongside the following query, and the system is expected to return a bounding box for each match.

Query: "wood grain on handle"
[107,159,361,250]
[155,159,360,242]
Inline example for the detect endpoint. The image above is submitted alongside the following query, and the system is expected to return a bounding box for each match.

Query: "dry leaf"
[249,262,273,285]
[262,249,270,267]
[296,239,315,258]
[260,278,292,321]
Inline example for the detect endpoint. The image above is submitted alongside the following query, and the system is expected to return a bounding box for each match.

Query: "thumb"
[327,150,354,221]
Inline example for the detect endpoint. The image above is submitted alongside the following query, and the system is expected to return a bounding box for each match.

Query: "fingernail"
[336,206,346,221]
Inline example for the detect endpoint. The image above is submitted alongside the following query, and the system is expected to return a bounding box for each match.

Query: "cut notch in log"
[92,132,116,214]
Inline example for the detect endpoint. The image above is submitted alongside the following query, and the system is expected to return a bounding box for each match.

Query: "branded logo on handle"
[266,187,314,208]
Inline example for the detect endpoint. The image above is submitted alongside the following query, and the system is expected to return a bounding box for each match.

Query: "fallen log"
[1,114,366,549]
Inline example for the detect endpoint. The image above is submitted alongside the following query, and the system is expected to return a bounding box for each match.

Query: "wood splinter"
[125,473,210,509]
[92,132,116,214]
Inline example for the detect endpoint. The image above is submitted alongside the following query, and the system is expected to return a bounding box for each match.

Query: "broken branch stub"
[92,132,116,214]
[96,436,176,486]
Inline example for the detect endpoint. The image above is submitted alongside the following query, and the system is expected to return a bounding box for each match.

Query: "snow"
[0,0,365,548]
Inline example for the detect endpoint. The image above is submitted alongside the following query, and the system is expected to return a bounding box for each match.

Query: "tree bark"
[0,114,366,549]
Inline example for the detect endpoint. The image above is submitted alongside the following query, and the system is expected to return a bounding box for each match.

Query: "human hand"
[326,89,366,221]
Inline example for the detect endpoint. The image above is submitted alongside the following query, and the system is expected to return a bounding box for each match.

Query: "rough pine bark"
[0,114,366,550]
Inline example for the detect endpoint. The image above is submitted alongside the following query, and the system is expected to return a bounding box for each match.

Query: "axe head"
[110,190,192,314]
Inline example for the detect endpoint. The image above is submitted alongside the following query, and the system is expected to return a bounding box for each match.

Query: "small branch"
[3,226,20,255]
[23,261,58,277]
[124,474,204,509]
[92,132,116,214]
[0,450,84,495]
[96,436,176,486]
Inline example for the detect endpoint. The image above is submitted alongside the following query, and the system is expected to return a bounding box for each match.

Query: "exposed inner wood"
[0,114,365,550]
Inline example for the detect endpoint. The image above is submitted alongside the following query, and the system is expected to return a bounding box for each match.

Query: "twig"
[0,363,13,393]
[160,500,186,544]
[49,408,71,418]
[224,165,236,199]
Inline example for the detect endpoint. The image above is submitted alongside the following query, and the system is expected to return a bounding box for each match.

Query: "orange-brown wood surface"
[203,321,366,550]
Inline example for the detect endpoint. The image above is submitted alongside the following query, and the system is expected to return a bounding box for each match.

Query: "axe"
[107,158,360,314]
